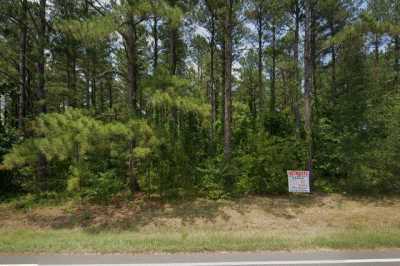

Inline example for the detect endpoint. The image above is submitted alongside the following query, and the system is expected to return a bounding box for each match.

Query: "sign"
[287,170,310,193]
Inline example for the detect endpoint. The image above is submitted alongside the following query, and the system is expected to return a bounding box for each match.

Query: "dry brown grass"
[2,194,400,253]
[1,193,400,235]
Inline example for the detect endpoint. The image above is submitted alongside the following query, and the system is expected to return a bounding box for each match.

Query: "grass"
[2,228,400,253]
[2,194,400,253]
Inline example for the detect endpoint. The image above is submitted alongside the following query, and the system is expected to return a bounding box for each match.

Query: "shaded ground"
[1,193,400,235]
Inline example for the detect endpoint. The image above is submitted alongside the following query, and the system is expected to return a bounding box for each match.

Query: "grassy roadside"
[2,228,400,253]
[2,194,400,253]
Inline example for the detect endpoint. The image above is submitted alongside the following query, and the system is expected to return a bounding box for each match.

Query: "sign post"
[287,170,310,193]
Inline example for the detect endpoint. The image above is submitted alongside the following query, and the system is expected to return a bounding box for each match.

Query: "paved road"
[2,250,400,265]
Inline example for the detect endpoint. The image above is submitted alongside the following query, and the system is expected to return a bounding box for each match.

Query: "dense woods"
[1,0,400,201]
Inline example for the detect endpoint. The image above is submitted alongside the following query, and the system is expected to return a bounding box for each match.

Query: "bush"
[11,192,67,210]
[233,133,306,194]
[81,170,125,202]
[197,156,227,199]
[0,126,19,197]
[3,110,158,200]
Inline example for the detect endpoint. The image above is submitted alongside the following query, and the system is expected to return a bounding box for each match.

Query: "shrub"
[3,110,158,200]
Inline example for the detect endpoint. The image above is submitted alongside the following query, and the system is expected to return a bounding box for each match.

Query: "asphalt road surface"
[2,250,400,266]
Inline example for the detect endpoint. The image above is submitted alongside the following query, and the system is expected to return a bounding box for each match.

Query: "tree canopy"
[1,0,400,200]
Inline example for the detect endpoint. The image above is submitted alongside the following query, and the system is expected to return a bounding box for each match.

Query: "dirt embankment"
[1,194,400,234]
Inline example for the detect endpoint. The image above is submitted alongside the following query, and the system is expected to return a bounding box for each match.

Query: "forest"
[0,0,400,202]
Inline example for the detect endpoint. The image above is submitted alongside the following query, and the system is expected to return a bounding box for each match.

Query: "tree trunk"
[304,0,314,178]
[85,68,91,108]
[221,38,226,128]
[223,0,233,161]
[91,77,96,110]
[91,52,97,110]
[311,13,318,116]
[37,0,47,114]
[108,74,113,109]
[66,52,71,108]
[71,52,77,107]
[84,0,90,109]
[169,27,178,75]
[210,11,216,145]
[11,91,18,127]
[281,68,288,108]
[330,24,337,102]
[374,33,380,66]
[124,19,138,115]
[0,95,5,128]
[394,35,400,86]
[293,4,301,137]
[153,16,159,73]
[66,48,77,108]
[26,70,33,115]
[250,82,256,122]
[270,23,276,115]
[100,82,104,113]
[18,0,28,129]
[256,5,263,117]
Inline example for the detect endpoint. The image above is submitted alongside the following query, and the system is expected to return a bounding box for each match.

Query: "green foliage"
[81,170,125,202]
[233,133,306,195]
[149,90,210,125]
[195,133,306,198]
[195,103,306,198]
[197,156,227,200]
[0,126,19,197]
[10,192,67,210]
[3,110,158,200]
[56,0,183,44]
[2,0,400,202]
[57,15,117,44]
[343,95,400,194]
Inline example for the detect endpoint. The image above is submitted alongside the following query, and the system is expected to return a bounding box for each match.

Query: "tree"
[18,0,28,129]
[287,0,302,136]
[204,0,220,144]
[2,0,400,199]
[223,0,234,161]
[304,0,313,176]
[36,0,47,114]
[246,0,268,117]
[266,0,285,115]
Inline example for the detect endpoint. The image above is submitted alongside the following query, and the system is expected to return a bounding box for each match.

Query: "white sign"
[287,170,310,193]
